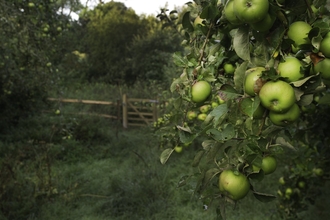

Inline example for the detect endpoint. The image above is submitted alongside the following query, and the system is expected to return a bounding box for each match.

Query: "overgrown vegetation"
[1,0,330,219]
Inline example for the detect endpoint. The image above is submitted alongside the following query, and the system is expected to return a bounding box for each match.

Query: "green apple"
[250,13,276,32]
[233,0,269,24]
[174,145,183,153]
[55,109,61,115]
[319,33,330,58]
[46,62,52,67]
[313,57,330,79]
[269,103,300,126]
[223,63,236,74]
[298,181,305,189]
[28,2,35,8]
[217,96,226,104]
[279,177,286,185]
[277,57,304,82]
[287,21,312,47]
[57,27,62,32]
[244,67,266,96]
[187,111,197,120]
[313,168,324,176]
[199,105,211,113]
[197,113,207,121]
[260,156,277,175]
[285,187,293,196]
[211,102,219,108]
[191,81,212,103]
[259,80,296,113]
[224,0,243,25]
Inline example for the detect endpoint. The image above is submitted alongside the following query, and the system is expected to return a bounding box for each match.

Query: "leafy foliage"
[156,0,330,217]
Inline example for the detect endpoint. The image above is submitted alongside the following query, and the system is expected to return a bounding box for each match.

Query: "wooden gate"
[122,94,158,128]
[48,94,160,128]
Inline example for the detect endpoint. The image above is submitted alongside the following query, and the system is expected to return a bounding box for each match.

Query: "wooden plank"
[122,94,128,128]
[127,118,154,122]
[127,112,154,116]
[48,98,116,105]
[127,100,149,124]
[127,123,148,126]
[128,98,159,103]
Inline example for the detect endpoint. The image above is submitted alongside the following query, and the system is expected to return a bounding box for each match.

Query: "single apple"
[319,32,330,58]
[191,81,212,103]
[223,63,236,74]
[211,102,219,108]
[269,103,300,126]
[199,105,211,113]
[277,57,304,82]
[244,67,266,96]
[197,113,207,121]
[224,0,243,25]
[250,13,276,32]
[287,21,312,47]
[233,0,269,24]
[259,80,296,113]
[313,57,330,79]
[187,111,197,120]
[174,145,183,153]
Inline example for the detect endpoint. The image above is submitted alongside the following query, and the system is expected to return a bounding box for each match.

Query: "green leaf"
[182,11,194,32]
[318,93,330,104]
[192,150,205,167]
[239,97,260,118]
[200,168,221,191]
[206,124,235,141]
[160,148,174,165]
[200,4,218,20]
[252,191,276,203]
[261,125,283,138]
[291,74,318,87]
[219,84,241,100]
[202,139,217,151]
[173,52,188,67]
[297,94,314,106]
[275,137,296,151]
[234,61,248,93]
[170,77,182,93]
[248,169,265,182]
[309,27,322,50]
[210,104,228,123]
[233,26,250,61]
[179,129,197,144]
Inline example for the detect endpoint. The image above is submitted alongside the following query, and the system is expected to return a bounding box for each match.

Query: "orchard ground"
[0,92,329,219]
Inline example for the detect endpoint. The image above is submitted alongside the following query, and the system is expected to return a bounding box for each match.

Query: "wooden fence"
[48,94,161,128]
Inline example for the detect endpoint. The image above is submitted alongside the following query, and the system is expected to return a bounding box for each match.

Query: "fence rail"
[48,94,161,128]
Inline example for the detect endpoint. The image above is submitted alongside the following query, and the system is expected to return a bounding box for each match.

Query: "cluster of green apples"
[224,0,275,32]
[244,66,300,126]
[153,113,172,128]
[243,19,330,126]
[188,80,226,121]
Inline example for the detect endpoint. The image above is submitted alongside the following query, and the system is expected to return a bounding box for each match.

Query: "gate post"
[152,99,158,122]
[122,94,128,128]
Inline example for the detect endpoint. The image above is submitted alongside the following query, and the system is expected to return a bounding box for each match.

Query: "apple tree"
[157,0,330,217]
[0,0,74,130]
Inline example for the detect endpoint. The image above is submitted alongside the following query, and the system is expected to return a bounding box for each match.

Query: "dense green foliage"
[156,0,330,219]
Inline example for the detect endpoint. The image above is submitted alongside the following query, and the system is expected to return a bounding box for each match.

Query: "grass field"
[1,89,329,219]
